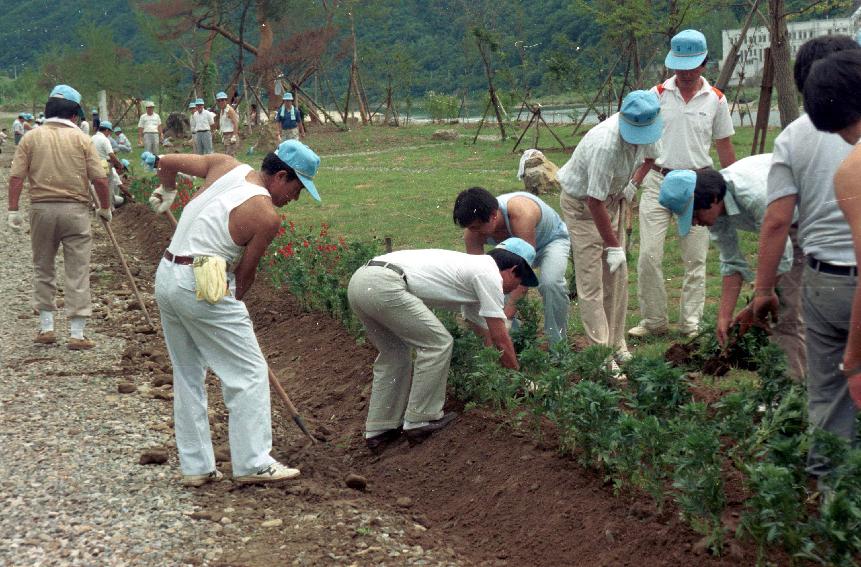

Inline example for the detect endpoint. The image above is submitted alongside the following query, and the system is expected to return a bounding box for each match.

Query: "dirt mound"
[109,202,754,566]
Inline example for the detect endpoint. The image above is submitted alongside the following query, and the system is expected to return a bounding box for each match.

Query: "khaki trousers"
[561,192,628,352]
[348,266,451,432]
[772,226,807,382]
[30,202,93,318]
[636,169,709,332]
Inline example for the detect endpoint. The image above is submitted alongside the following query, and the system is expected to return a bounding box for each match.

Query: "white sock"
[39,310,54,333]
[402,420,429,431]
[70,316,86,340]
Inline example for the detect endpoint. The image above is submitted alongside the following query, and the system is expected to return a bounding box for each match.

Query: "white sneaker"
[627,324,668,338]
[234,462,300,485]
[182,469,223,487]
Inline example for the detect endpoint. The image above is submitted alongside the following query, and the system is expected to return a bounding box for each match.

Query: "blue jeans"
[535,236,571,344]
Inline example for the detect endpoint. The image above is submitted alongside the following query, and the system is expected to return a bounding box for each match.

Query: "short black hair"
[453,186,499,227]
[44,98,81,120]
[804,50,861,133]
[693,168,727,210]
[261,152,299,182]
[794,35,860,92]
[488,248,530,280]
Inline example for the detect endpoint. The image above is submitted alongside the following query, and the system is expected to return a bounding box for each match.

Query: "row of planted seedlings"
[127,174,861,565]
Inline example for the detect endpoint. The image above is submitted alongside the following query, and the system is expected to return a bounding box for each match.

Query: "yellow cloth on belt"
[193,256,228,303]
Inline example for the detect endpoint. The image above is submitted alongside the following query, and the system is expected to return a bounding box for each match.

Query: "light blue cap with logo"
[141,151,157,171]
[99,120,113,131]
[665,29,708,70]
[618,90,663,145]
[282,92,294,101]
[195,98,204,106]
[121,159,130,168]
[188,101,197,109]
[494,237,539,287]
[216,91,228,100]
[275,140,321,202]
[659,170,697,236]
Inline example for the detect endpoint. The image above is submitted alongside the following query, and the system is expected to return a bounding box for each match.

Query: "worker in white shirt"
[137,101,163,154]
[190,98,215,155]
[215,91,240,156]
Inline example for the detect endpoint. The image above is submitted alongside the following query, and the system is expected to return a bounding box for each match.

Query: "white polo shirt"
[650,76,735,170]
[91,131,114,161]
[137,112,161,133]
[190,110,215,132]
[219,106,238,134]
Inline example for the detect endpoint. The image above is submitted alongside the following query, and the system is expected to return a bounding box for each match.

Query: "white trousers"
[636,169,709,331]
[154,259,275,476]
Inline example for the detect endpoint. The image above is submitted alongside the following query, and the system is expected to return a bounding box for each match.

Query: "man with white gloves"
[658,154,805,380]
[215,91,240,156]
[558,90,663,365]
[7,84,111,350]
[149,140,322,486]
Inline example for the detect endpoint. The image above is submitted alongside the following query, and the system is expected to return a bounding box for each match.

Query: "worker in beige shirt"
[7,84,111,350]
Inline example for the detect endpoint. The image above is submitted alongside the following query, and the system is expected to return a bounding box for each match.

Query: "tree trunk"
[256,0,277,111]
[769,0,799,127]
[715,0,761,92]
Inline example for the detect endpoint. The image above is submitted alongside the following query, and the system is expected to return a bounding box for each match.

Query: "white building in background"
[721,7,861,86]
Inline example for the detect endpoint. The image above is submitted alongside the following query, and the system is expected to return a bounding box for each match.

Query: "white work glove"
[623,180,638,203]
[8,210,23,231]
[148,185,177,214]
[97,208,112,222]
[605,247,626,273]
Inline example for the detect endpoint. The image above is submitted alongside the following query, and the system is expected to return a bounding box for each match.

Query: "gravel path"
[0,150,465,566]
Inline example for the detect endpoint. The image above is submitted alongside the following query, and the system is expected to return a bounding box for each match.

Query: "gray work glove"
[148,185,177,214]
[97,208,112,222]
[605,247,626,273]
[8,210,23,231]
[623,181,638,203]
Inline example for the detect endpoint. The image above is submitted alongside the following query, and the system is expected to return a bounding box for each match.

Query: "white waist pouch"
[193,256,228,304]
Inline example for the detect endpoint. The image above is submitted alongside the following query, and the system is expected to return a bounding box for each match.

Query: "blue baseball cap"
[141,151,157,170]
[114,127,122,133]
[49,84,82,105]
[494,237,539,287]
[282,92,294,101]
[121,159,130,168]
[216,91,228,100]
[188,101,197,109]
[618,90,663,145]
[195,98,204,106]
[659,170,697,236]
[665,29,708,70]
[99,120,113,131]
[274,140,321,202]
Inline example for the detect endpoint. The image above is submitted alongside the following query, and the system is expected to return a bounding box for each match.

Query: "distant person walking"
[137,101,162,154]
[275,93,305,141]
[7,84,111,349]
[631,29,736,339]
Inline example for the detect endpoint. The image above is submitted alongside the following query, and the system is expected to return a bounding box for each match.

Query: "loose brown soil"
[103,203,764,566]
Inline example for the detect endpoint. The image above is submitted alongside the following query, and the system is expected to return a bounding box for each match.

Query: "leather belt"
[164,250,194,265]
[194,130,210,133]
[808,257,857,277]
[650,164,674,176]
[367,260,407,281]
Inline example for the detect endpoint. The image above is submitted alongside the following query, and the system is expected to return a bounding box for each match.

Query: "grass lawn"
[237,120,780,361]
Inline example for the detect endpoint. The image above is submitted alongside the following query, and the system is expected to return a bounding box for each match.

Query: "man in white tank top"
[150,140,321,486]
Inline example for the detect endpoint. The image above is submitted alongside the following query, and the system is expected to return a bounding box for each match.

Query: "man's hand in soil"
[751,290,780,327]
[716,314,732,348]
[731,304,771,347]
[7,210,23,231]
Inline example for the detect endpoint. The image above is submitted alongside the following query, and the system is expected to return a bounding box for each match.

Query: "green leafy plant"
[623,355,691,418]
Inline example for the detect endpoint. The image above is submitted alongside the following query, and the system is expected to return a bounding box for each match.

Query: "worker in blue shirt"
[275,93,306,141]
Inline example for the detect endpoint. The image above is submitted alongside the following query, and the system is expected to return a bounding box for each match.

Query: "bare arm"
[751,195,796,324]
[715,137,737,168]
[486,317,519,370]
[137,127,143,144]
[585,196,619,248]
[717,273,743,346]
[505,197,540,246]
[230,200,280,300]
[463,228,487,255]
[8,176,23,210]
[834,149,861,406]
[93,177,112,210]
[156,153,238,189]
[632,158,654,185]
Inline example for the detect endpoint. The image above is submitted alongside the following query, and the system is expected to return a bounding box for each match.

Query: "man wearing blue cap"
[658,154,805,380]
[275,93,305,141]
[557,90,662,370]
[113,127,131,153]
[8,85,111,350]
[190,99,215,155]
[13,114,26,144]
[215,91,240,155]
[92,121,128,207]
[137,101,162,154]
[632,29,736,339]
[150,140,321,486]
[348,238,535,452]
[453,186,570,345]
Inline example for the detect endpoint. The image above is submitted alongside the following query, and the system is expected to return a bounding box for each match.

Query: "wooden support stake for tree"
[751,47,774,155]
[291,82,347,131]
[472,99,494,145]
[572,54,623,137]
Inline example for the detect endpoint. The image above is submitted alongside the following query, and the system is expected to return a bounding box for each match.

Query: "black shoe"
[404,412,458,446]
[365,428,402,454]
